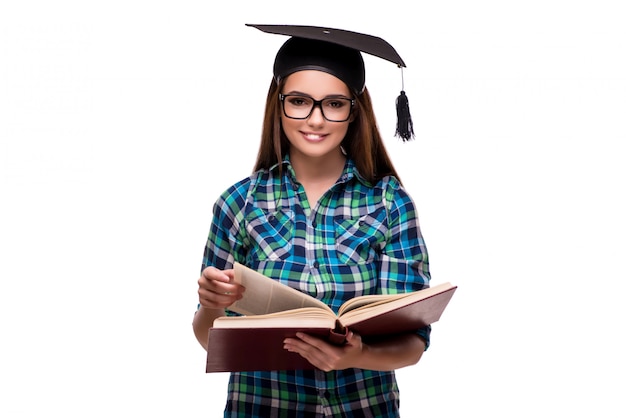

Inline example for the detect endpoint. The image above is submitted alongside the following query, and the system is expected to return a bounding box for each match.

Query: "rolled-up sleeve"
[377,179,431,348]
[202,179,251,272]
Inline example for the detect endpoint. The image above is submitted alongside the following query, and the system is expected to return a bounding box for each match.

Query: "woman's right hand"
[197,266,244,309]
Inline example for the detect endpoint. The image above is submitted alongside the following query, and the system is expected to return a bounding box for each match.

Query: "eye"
[286,96,312,107]
[325,99,348,109]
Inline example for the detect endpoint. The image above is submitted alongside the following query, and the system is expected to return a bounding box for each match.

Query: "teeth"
[304,134,323,140]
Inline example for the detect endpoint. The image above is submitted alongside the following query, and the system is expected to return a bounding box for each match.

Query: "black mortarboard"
[246,24,415,141]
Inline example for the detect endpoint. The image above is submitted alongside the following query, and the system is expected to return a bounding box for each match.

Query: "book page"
[228,263,332,316]
[337,293,409,316]
[213,307,337,329]
[338,282,456,325]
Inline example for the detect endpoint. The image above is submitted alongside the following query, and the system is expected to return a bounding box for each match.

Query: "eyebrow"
[283,90,352,100]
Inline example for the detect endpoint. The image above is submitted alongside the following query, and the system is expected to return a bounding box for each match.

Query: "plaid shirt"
[202,156,430,417]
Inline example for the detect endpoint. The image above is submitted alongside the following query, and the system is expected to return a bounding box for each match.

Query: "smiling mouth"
[302,132,326,141]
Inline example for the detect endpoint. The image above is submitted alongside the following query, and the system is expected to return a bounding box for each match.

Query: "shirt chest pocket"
[334,207,388,265]
[245,208,294,261]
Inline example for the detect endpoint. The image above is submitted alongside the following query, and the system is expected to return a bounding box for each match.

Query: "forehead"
[282,70,351,96]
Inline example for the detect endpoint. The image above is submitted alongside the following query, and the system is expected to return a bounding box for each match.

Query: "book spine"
[328,320,348,345]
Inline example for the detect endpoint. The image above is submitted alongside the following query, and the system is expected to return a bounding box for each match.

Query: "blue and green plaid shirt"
[202,156,430,417]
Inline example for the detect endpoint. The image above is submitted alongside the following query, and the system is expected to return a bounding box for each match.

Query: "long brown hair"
[253,77,402,185]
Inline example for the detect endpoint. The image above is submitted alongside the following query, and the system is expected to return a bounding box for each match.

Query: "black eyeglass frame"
[279,94,355,122]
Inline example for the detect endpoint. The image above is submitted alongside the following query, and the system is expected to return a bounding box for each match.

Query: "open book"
[206,262,456,372]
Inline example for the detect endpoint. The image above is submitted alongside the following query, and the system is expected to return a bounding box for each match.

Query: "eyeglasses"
[279,94,355,122]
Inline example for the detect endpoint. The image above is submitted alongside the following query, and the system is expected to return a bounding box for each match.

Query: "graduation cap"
[246,24,415,141]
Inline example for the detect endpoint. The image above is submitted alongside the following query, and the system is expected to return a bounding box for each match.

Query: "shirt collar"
[337,158,371,186]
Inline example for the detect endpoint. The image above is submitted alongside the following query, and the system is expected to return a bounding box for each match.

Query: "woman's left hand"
[283,331,365,372]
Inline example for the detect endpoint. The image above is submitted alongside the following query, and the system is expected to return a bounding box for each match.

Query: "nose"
[307,103,325,125]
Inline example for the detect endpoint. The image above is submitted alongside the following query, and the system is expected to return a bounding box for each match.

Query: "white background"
[1,1,625,416]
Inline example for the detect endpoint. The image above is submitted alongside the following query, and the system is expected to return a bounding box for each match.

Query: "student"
[193,24,430,417]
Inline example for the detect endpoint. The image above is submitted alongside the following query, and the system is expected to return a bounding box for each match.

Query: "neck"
[289,148,346,184]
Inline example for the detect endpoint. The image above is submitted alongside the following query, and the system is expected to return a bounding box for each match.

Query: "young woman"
[193,25,431,417]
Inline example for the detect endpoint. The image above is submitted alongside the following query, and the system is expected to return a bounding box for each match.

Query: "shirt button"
[312,220,317,228]
[313,261,319,269]
[318,389,330,399]
[292,183,299,191]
